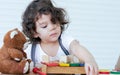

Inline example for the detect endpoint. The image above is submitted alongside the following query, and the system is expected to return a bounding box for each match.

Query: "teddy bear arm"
[8,48,25,61]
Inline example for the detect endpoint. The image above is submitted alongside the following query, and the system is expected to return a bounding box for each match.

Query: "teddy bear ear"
[10,30,18,39]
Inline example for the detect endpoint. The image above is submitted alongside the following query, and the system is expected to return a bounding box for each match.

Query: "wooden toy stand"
[41,65,86,74]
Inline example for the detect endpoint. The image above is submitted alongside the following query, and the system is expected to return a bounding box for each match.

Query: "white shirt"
[25,34,75,64]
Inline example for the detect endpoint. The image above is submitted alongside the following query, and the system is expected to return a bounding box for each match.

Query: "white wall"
[0,0,120,70]
[0,0,30,46]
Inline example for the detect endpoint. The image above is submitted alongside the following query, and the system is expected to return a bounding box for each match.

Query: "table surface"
[0,72,35,75]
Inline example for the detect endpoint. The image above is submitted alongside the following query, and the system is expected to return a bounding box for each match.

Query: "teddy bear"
[0,28,31,74]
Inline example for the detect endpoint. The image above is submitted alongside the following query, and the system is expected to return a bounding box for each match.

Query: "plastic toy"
[33,67,46,75]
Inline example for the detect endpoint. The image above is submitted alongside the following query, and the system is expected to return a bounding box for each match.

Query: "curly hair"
[22,0,69,43]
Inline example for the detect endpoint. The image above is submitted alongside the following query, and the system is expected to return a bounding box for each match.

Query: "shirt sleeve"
[61,34,75,51]
[24,44,32,59]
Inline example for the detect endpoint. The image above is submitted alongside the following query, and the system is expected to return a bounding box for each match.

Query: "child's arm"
[69,40,99,75]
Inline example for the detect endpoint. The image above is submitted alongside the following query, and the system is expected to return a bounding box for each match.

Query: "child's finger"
[94,66,99,75]
[90,66,99,75]
[85,63,90,75]
[89,65,94,75]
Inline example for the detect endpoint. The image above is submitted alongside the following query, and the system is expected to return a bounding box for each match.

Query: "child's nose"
[49,24,57,30]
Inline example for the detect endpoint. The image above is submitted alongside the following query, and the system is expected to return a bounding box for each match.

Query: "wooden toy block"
[59,55,81,63]
[42,55,50,63]
[59,63,70,67]
[41,55,86,74]
[59,56,68,63]
[41,65,86,74]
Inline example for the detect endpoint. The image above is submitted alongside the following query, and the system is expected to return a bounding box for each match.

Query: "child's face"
[34,14,61,43]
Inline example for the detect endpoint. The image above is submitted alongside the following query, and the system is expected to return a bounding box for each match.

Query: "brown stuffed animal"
[0,28,31,74]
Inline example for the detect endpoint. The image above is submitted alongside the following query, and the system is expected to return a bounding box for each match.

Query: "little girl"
[22,0,98,75]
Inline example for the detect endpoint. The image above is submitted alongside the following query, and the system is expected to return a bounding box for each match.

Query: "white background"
[0,0,120,70]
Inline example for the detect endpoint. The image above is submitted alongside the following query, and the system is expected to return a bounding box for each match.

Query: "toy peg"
[70,63,80,67]
[42,55,50,63]
[59,56,68,63]
[99,69,110,74]
[79,63,85,67]
[110,70,120,74]
[41,62,59,67]
[59,63,70,67]
[33,67,46,75]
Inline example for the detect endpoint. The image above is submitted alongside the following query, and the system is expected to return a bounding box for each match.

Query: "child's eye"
[41,25,47,28]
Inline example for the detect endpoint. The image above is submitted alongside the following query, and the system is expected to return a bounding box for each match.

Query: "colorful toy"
[31,55,85,74]
[41,62,59,67]
[59,63,70,67]
[110,70,120,74]
[41,65,85,74]
[99,69,110,74]
[70,63,81,67]
[36,55,86,74]
[41,55,85,67]
[59,55,84,63]
[33,67,46,75]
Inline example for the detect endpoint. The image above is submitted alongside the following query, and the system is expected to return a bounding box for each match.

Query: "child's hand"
[85,60,99,75]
